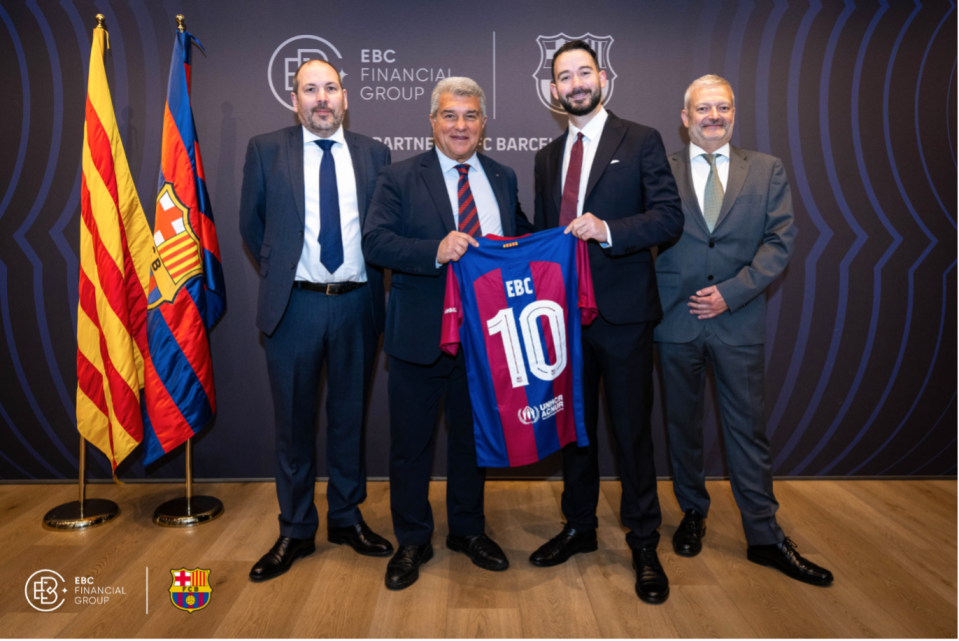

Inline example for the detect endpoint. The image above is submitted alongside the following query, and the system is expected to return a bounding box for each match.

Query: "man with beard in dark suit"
[240,59,393,582]
[530,40,684,604]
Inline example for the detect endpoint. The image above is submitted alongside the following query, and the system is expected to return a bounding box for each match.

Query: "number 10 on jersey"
[487,301,568,388]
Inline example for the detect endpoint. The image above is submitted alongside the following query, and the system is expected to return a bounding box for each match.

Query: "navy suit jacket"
[362,149,534,365]
[239,125,391,336]
[533,112,683,324]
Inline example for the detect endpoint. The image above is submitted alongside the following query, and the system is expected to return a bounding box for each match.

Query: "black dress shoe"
[249,536,315,582]
[328,520,394,557]
[385,544,433,590]
[529,524,598,567]
[672,510,706,557]
[632,547,669,604]
[446,534,509,571]
[747,537,834,585]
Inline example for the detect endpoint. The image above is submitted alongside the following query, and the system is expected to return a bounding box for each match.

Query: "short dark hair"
[551,40,600,83]
[292,58,341,94]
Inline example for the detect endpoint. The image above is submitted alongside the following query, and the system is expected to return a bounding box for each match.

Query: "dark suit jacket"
[533,111,683,324]
[655,145,795,346]
[362,149,533,365]
[239,126,391,336]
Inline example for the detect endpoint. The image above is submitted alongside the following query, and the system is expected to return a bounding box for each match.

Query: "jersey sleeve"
[440,264,464,356]
[576,238,598,326]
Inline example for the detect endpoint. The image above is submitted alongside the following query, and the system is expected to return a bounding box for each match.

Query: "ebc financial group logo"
[24,569,66,612]
[533,33,618,114]
[269,35,344,111]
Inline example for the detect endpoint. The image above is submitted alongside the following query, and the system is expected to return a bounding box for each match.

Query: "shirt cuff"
[600,221,612,248]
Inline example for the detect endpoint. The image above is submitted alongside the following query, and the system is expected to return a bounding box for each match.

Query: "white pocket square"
[610,159,620,165]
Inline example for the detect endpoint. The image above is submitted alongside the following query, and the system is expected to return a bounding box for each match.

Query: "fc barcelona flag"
[142,25,225,465]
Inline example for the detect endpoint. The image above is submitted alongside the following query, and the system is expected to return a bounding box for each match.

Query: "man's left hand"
[565,213,608,243]
[688,286,728,319]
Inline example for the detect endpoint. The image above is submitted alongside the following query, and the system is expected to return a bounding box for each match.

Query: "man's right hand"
[437,231,480,264]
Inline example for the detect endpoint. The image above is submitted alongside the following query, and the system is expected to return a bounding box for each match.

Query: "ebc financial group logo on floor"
[169,568,213,612]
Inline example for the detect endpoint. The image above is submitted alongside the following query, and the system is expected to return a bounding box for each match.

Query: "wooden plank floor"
[0,480,954,638]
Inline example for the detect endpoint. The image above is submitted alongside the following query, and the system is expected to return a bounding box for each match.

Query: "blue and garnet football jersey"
[441,228,597,467]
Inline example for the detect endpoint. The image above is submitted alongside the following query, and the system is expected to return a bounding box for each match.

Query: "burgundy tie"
[456,164,482,237]
[559,132,584,227]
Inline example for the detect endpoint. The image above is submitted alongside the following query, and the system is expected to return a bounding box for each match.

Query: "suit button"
[289,263,295,270]
[298,231,303,237]
[709,241,715,248]
[707,275,714,281]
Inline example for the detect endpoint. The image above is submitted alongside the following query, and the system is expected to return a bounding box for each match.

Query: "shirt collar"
[689,141,730,161]
[568,106,608,143]
[303,125,346,148]
[435,147,480,175]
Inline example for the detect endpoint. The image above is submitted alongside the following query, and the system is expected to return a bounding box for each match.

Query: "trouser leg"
[264,287,325,539]
[657,337,712,517]
[324,287,377,528]
[560,327,602,531]
[707,333,783,546]
[594,320,662,550]
[445,351,486,537]
[388,354,452,546]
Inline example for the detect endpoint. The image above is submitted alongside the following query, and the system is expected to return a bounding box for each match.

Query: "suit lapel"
[420,151,456,233]
[549,131,567,220]
[715,145,749,230]
[672,146,710,236]
[345,130,368,223]
[478,154,512,236]
[583,113,626,204]
[288,127,306,227]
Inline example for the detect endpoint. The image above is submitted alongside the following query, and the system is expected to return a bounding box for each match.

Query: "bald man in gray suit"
[656,75,832,586]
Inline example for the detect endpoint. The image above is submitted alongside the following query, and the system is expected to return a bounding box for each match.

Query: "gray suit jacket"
[654,145,796,346]
[239,126,391,336]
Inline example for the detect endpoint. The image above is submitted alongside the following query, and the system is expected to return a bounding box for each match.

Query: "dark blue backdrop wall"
[0,0,955,481]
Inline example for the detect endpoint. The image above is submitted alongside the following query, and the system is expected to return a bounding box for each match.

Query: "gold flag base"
[153,495,223,528]
[43,499,119,531]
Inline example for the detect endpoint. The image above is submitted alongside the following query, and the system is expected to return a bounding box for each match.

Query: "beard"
[299,102,343,136]
[559,87,602,117]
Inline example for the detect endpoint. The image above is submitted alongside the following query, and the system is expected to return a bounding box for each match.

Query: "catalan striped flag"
[76,24,153,470]
[142,27,225,465]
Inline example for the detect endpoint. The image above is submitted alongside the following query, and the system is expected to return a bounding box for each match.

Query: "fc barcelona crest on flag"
[149,182,203,308]
[169,568,212,612]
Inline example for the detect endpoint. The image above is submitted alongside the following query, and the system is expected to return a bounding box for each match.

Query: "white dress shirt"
[297,125,366,283]
[435,147,503,237]
[688,141,730,217]
[561,106,612,246]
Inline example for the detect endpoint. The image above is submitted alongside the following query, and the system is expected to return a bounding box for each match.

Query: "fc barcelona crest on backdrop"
[149,182,204,308]
[533,33,618,114]
[169,568,212,612]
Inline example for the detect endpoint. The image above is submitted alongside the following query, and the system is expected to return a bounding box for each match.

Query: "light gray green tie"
[702,153,724,233]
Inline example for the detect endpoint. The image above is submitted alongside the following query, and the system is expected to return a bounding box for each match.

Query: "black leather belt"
[294,281,366,295]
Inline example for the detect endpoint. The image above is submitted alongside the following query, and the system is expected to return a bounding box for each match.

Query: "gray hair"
[683,74,735,111]
[430,77,487,118]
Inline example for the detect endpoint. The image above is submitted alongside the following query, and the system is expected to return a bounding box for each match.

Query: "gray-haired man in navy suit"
[240,59,393,582]
[657,74,832,585]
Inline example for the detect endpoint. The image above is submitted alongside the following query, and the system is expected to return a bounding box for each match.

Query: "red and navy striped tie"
[455,164,482,237]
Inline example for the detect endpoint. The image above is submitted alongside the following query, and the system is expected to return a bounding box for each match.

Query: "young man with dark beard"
[530,40,683,604]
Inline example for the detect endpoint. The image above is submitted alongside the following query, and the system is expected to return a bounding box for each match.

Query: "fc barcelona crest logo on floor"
[169,568,212,612]
[149,182,203,308]
[533,33,618,114]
